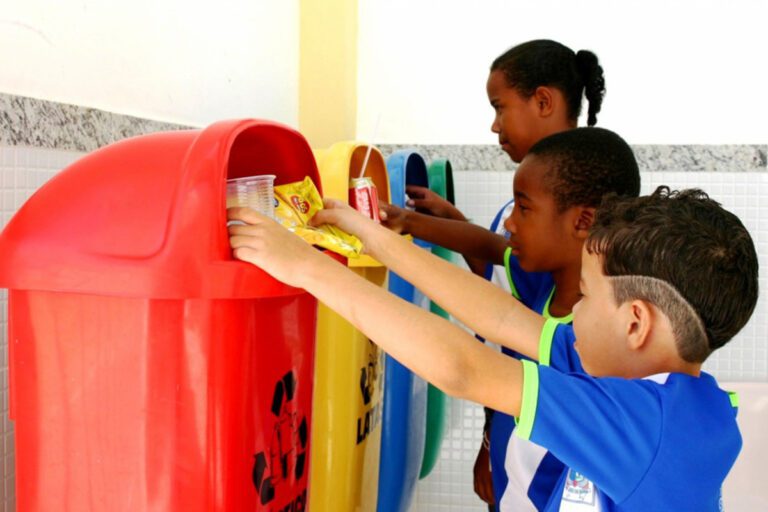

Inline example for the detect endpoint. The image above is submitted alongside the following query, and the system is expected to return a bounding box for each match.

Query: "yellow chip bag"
[274,177,363,258]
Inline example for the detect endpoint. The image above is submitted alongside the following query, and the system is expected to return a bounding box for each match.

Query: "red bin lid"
[0,119,321,299]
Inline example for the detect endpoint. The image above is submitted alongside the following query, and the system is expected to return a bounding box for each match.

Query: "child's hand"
[406,185,467,221]
[473,442,495,505]
[310,198,378,241]
[228,207,318,288]
[379,202,409,234]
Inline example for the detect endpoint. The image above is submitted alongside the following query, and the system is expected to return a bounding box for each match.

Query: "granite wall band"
[1,93,766,173]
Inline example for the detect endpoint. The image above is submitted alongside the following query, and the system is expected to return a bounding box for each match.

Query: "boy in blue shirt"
[229,184,757,510]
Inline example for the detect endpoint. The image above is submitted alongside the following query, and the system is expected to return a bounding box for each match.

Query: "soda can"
[348,177,381,223]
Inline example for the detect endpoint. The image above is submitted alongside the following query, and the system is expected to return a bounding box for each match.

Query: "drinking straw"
[358,113,382,179]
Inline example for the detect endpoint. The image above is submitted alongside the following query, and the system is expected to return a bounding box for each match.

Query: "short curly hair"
[526,127,641,212]
[587,186,759,362]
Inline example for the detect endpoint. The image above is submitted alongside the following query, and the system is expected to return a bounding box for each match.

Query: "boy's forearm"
[364,227,544,360]
[404,212,507,265]
[297,249,523,415]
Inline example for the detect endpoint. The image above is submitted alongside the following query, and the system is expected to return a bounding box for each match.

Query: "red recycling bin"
[0,119,319,511]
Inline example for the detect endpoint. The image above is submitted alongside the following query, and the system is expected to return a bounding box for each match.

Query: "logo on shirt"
[562,469,597,506]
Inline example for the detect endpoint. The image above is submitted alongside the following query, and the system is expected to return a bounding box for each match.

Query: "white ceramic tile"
[0,146,81,512]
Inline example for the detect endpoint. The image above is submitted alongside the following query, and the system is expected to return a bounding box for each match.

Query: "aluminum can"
[348,177,381,222]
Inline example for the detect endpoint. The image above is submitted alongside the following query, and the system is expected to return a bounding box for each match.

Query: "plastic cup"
[226,175,277,219]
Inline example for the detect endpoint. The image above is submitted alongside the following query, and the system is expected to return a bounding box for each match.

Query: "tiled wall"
[1,94,191,512]
[0,146,84,512]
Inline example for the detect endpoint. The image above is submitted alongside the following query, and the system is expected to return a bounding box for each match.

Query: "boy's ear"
[573,207,596,238]
[532,86,555,117]
[625,300,653,352]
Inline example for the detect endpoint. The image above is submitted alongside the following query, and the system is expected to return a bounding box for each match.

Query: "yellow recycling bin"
[310,142,391,512]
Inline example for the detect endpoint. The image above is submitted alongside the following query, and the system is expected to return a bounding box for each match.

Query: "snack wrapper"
[274,177,363,258]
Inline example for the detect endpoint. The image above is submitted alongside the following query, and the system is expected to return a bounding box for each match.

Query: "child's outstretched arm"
[311,200,545,360]
[404,185,467,221]
[228,207,524,417]
[382,204,508,266]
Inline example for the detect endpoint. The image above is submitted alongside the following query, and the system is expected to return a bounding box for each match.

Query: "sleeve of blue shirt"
[515,321,664,503]
[537,320,583,372]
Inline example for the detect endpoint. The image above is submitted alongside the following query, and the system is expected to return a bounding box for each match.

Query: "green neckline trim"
[514,359,539,441]
[504,247,521,300]
[538,318,560,367]
[542,287,573,323]
[728,391,739,408]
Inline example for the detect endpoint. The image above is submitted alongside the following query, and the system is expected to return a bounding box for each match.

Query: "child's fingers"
[227,218,279,238]
[405,185,428,199]
[315,206,361,226]
[228,233,265,251]
[376,200,392,221]
[230,245,260,264]
[473,470,494,504]
[410,198,433,211]
[308,207,338,227]
[228,223,258,236]
[322,197,349,210]
[487,485,496,504]
[481,479,495,504]
[380,202,401,218]
[227,206,269,224]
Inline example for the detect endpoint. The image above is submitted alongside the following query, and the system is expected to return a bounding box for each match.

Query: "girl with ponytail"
[380,40,614,512]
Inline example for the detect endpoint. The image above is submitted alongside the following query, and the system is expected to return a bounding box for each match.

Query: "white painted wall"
[3,1,763,143]
[0,0,299,127]
[358,0,768,145]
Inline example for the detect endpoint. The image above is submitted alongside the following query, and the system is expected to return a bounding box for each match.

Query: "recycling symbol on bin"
[252,370,308,506]
[359,342,381,406]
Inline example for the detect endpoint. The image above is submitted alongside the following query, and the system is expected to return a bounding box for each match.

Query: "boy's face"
[572,247,627,376]
[503,155,580,273]
[486,70,542,163]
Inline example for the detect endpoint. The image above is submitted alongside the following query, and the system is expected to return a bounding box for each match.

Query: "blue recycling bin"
[377,150,430,512]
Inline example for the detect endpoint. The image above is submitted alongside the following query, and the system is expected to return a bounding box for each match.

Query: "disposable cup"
[226,175,276,219]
